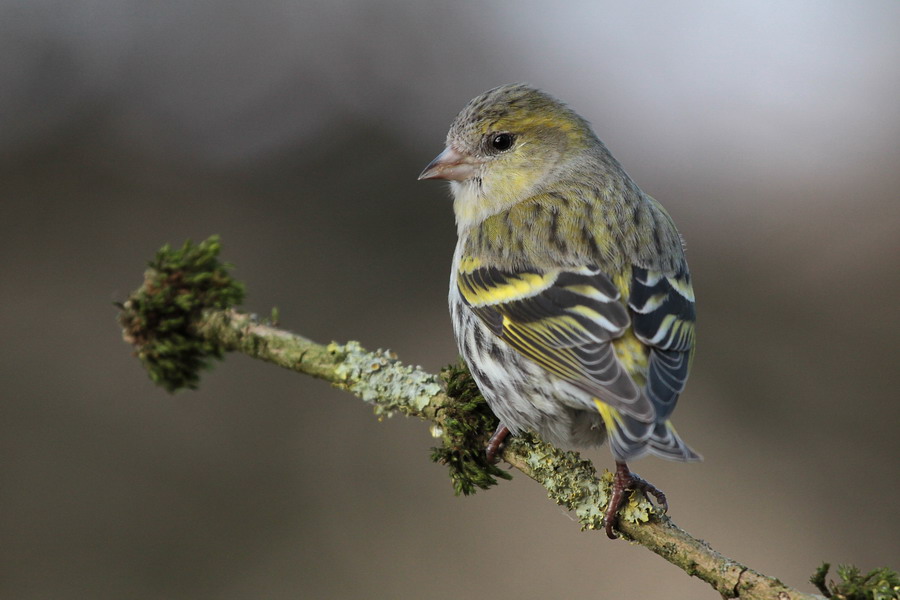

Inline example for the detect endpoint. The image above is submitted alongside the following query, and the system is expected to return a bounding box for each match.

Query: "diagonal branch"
[117,237,896,600]
[187,308,821,600]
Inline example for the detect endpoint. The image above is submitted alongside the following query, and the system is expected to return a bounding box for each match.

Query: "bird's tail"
[647,419,702,461]
[594,399,701,462]
[593,399,652,460]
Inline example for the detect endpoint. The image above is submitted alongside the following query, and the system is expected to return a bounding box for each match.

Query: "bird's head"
[419,84,597,227]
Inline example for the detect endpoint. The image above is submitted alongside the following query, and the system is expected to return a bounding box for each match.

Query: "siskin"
[419,84,700,538]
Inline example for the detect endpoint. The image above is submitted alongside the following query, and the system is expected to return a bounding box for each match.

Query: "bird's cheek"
[491,162,540,200]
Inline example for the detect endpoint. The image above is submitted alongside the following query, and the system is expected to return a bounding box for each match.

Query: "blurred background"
[2,1,898,598]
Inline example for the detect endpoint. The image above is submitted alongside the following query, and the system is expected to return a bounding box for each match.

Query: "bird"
[418,83,700,539]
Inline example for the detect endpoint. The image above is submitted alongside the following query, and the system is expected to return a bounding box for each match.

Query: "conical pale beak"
[418,146,477,181]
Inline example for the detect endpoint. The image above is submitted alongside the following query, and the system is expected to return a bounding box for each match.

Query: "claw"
[604,460,668,539]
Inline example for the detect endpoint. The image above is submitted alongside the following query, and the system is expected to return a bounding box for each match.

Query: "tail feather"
[593,399,652,461]
[594,399,701,462]
[647,420,702,461]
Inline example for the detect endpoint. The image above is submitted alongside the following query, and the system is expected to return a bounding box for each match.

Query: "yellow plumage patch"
[516,113,577,133]
[594,399,624,432]
[612,270,632,303]
[458,270,556,307]
[666,276,695,301]
[568,304,603,320]
[458,255,482,273]
[651,314,695,348]
[519,314,573,336]
[502,318,582,381]
[612,330,648,386]
[562,284,604,298]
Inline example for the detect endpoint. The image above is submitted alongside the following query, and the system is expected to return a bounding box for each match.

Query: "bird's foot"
[604,460,668,540]
[485,423,510,464]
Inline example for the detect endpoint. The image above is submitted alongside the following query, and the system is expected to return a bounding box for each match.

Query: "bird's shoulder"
[456,187,693,310]
[461,189,604,269]
[461,184,683,269]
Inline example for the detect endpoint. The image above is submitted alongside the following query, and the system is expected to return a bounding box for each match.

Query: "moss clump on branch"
[117,236,245,392]
[811,563,900,600]
[429,361,513,495]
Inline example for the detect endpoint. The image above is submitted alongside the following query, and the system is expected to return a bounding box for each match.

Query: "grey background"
[2,1,898,598]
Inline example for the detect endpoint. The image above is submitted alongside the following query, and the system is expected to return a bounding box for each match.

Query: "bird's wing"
[628,265,696,418]
[627,263,699,459]
[456,258,655,424]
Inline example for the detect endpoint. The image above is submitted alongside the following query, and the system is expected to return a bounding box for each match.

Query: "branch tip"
[117,236,245,392]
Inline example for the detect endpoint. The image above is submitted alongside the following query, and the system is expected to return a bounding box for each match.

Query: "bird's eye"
[489,132,515,152]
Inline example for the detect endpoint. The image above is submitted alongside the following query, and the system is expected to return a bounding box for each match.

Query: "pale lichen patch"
[327,341,442,417]
[505,435,654,532]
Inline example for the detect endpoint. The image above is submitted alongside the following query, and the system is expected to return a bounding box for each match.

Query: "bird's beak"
[418,146,477,181]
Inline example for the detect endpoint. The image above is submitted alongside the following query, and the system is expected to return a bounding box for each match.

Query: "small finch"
[419,84,700,538]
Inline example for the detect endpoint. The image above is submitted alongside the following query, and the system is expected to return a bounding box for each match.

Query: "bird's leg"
[485,423,510,463]
[604,460,669,540]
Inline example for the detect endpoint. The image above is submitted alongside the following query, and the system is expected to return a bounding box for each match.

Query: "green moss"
[429,361,512,495]
[811,563,900,600]
[117,236,245,392]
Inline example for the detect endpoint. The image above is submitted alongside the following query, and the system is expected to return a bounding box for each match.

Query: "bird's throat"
[451,178,532,235]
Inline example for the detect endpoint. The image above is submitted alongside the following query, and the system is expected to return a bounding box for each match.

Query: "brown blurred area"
[1,2,898,598]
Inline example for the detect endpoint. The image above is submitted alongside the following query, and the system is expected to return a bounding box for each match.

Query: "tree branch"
[191,308,818,600]
[117,237,896,600]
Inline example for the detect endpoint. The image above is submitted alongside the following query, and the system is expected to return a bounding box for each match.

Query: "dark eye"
[489,132,515,152]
